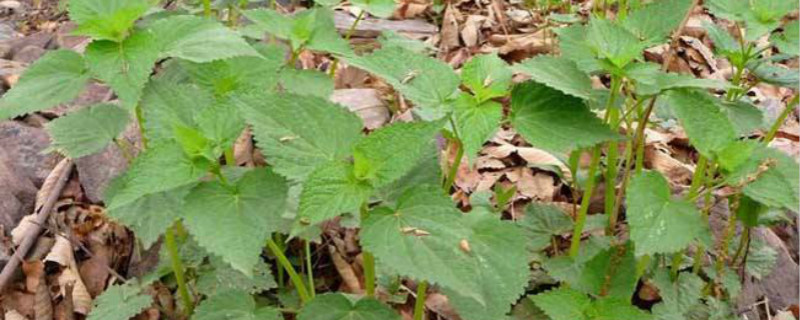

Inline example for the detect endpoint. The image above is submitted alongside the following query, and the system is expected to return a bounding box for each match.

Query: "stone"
[11,45,44,63]
[0,121,57,186]
[0,149,36,232]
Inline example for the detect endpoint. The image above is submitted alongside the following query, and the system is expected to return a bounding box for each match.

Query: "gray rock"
[0,121,57,186]
[737,227,799,319]
[0,149,36,232]
[75,122,141,203]
[11,45,45,63]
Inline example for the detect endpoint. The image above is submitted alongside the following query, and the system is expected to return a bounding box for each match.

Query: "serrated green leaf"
[106,142,210,210]
[242,9,292,39]
[197,257,277,297]
[703,21,741,60]
[140,78,214,146]
[106,183,193,248]
[353,120,443,187]
[625,63,732,96]
[586,18,645,69]
[150,15,259,63]
[750,62,800,88]
[744,238,777,280]
[193,290,281,320]
[544,241,637,300]
[453,94,502,163]
[622,0,692,44]
[514,55,594,100]
[297,161,373,226]
[180,44,285,98]
[374,142,441,204]
[665,89,737,157]
[237,92,363,182]
[88,283,152,320]
[361,186,529,320]
[298,294,401,320]
[351,0,396,18]
[771,20,799,56]
[518,203,574,251]
[378,31,433,53]
[244,8,353,56]
[68,0,150,41]
[531,287,652,320]
[0,50,90,119]
[555,24,603,74]
[705,0,750,21]
[651,270,704,320]
[85,30,160,109]
[173,124,215,160]
[46,103,130,158]
[345,46,460,119]
[718,100,764,135]
[194,101,245,154]
[510,81,622,154]
[627,171,707,256]
[531,287,591,320]
[183,168,288,275]
[460,53,512,102]
[278,69,334,99]
[721,141,800,211]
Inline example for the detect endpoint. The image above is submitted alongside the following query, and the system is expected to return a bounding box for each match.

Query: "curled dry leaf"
[441,5,461,49]
[329,245,362,294]
[424,292,461,320]
[11,214,37,246]
[5,309,30,320]
[44,235,75,268]
[330,89,390,130]
[35,158,72,211]
[644,145,693,186]
[58,268,92,315]
[516,147,572,181]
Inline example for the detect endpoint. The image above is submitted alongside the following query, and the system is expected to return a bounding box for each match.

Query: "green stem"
[329,10,365,78]
[731,226,750,265]
[688,154,707,198]
[604,76,622,234]
[413,281,428,320]
[305,241,316,298]
[165,225,194,316]
[360,203,376,297]
[618,0,628,20]
[224,147,235,166]
[202,0,211,17]
[266,239,311,304]
[363,252,376,297]
[764,95,799,143]
[134,104,148,150]
[635,97,657,175]
[275,234,285,288]
[569,146,602,258]
[443,115,464,193]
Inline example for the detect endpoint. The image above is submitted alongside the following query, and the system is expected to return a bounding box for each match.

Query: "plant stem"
[764,94,799,143]
[443,115,464,193]
[731,226,750,265]
[363,252,376,297]
[569,146,602,258]
[688,154,707,198]
[274,234,285,288]
[266,239,311,304]
[165,225,193,316]
[413,281,428,320]
[305,241,316,298]
[604,76,622,234]
[224,147,235,166]
[360,203,377,297]
[202,0,212,17]
[134,104,148,149]
[329,10,365,78]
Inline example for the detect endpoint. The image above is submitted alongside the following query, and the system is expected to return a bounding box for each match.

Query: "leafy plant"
[1,0,797,319]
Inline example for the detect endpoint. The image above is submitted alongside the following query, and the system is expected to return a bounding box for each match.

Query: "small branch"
[413,281,428,320]
[0,159,74,291]
[764,94,799,143]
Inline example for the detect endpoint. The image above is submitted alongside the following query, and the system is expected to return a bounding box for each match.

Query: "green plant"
[0,0,797,319]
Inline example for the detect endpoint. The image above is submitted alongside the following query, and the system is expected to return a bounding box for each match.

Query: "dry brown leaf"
[482,143,515,159]
[515,170,556,201]
[44,235,74,268]
[424,292,461,320]
[330,89,390,130]
[22,261,53,320]
[475,156,505,170]
[57,268,91,315]
[35,158,72,212]
[644,145,693,186]
[5,309,30,320]
[329,246,362,294]
[441,5,460,50]
[460,15,486,47]
[233,128,253,167]
[516,147,572,181]
[475,171,503,192]
[11,214,36,245]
